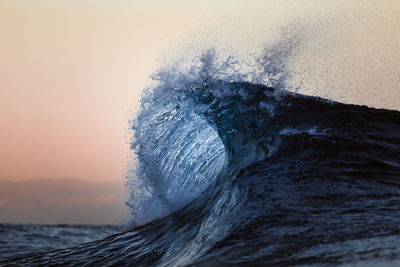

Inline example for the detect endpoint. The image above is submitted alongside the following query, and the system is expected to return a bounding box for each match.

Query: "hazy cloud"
[0,178,130,225]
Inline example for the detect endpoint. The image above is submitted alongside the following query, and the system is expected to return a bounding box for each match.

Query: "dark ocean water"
[0,224,121,261]
[2,80,400,266]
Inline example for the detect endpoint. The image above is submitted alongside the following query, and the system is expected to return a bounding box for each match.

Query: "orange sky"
[0,1,205,182]
[1,0,399,184]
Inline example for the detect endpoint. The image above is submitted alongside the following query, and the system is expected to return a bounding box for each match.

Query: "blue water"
[2,49,400,266]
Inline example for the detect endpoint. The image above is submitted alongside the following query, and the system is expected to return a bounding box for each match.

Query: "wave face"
[4,76,400,266]
[126,79,227,225]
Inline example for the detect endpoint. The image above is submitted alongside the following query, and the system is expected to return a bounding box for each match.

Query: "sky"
[0,1,203,182]
[0,0,399,224]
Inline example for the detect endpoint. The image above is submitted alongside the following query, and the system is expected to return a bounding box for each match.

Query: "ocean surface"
[0,224,121,261]
[1,78,400,266]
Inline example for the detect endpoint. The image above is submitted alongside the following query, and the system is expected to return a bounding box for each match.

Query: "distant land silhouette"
[0,178,129,225]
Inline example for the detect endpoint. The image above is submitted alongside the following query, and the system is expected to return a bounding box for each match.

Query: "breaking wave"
[3,45,400,266]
